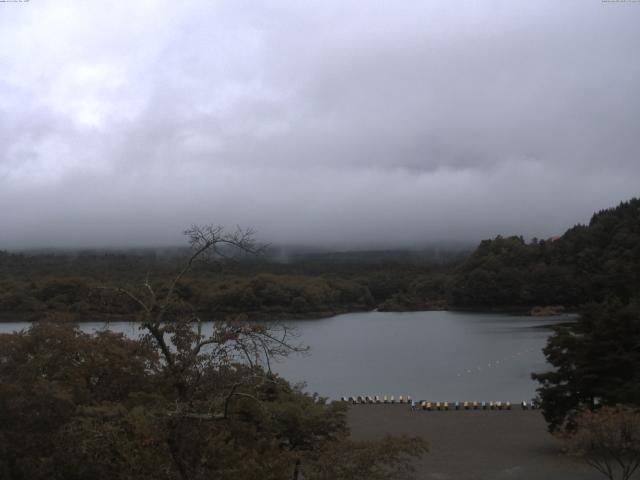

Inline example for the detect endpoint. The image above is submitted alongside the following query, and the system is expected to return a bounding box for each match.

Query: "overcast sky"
[1,0,639,249]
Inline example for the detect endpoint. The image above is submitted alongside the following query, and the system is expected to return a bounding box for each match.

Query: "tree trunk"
[292,458,301,480]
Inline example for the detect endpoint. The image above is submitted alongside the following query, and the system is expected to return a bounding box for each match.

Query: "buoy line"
[454,347,538,378]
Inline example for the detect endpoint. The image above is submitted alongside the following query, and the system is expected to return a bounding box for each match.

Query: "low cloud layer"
[1,1,639,248]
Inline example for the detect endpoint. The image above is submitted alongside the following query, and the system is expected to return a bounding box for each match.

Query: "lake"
[0,310,565,402]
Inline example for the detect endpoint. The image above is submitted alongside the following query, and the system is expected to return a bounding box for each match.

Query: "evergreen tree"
[532,298,640,432]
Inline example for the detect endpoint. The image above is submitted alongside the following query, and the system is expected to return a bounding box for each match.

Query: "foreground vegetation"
[562,406,640,480]
[0,226,426,480]
[0,320,427,480]
[533,297,640,432]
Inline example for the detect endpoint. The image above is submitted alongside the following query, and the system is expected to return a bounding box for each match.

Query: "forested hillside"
[0,249,455,320]
[1,198,638,318]
[451,198,640,308]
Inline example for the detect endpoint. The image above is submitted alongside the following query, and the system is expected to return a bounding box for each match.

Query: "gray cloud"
[1,0,639,249]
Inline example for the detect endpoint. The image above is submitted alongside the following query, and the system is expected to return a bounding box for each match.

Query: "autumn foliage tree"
[0,225,426,480]
[563,406,640,480]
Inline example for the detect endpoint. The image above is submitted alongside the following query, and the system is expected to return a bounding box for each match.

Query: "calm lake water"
[0,311,566,402]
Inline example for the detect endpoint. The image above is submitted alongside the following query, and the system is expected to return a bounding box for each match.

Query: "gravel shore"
[347,405,601,480]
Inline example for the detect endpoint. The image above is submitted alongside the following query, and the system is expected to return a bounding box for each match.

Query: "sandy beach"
[347,405,602,480]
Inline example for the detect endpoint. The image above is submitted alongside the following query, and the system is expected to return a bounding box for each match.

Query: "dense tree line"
[1,198,639,320]
[451,198,640,308]
[0,250,456,320]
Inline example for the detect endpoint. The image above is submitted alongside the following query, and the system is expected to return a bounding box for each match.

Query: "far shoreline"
[0,307,578,324]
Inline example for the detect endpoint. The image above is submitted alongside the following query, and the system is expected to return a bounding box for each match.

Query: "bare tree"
[563,406,640,480]
[99,225,314,479]
[105,224,305,404]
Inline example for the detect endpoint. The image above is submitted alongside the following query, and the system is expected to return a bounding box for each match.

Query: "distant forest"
[451,198,640,308]
[1,198,638,320]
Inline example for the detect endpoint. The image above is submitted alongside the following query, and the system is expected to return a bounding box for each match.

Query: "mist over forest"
[1,1,639,249]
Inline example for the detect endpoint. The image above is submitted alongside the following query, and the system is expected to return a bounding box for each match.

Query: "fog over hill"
[1,1,639,249]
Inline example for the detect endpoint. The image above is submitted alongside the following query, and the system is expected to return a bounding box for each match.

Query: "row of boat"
[417,400,515,410]
[341,396,540,410]
[341,395,411,404]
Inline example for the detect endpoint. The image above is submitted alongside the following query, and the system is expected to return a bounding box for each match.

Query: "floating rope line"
[453,347,538,378]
